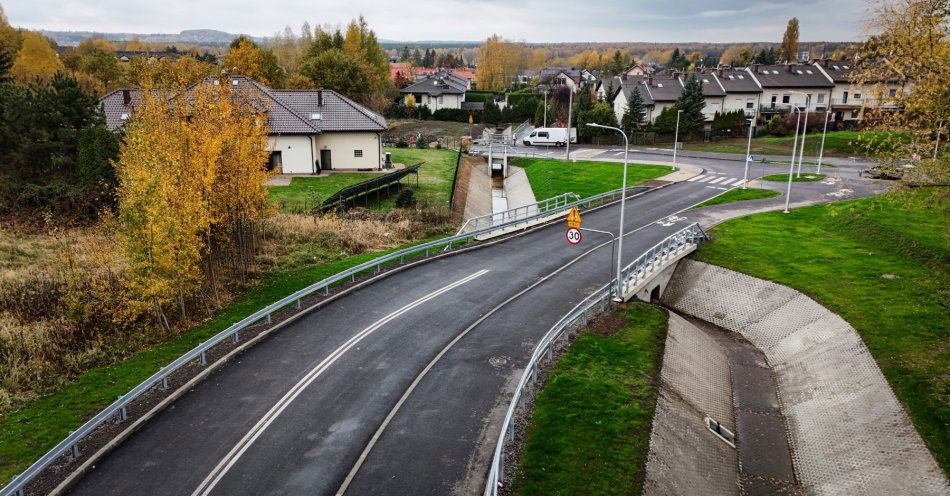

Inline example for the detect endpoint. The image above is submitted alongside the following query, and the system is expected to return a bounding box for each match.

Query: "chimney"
[785,63,792,73]
[122,89,131,106]
[621,73,627,81]
[317,90,323,107]
[751,64,759,73]
[647,75,654,86]
[717,68,723,78]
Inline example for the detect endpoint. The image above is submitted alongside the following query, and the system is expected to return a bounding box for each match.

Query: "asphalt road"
[64,154,881,496]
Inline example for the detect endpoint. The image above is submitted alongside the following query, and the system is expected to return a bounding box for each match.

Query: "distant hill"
[40,29,264,46]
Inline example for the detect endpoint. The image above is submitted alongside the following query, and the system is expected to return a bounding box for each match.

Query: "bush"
[415,134,430,149]
[464,91,495,103]
[711,110,746,132]
[432,108,477,123]
[395,136,409,148]
[395,188,416,208]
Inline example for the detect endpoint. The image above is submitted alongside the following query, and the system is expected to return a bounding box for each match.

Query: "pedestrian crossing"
[687,173,746,190]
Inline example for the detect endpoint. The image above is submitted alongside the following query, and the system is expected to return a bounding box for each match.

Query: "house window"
[854,92,861,100]
[851,110,859,118]
[888,88,897,97]
[746,99,755,109]
[782,94,790,104]
[354,150,363,158]
[817,94,825,103]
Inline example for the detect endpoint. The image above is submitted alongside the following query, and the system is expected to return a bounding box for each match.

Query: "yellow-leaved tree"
[11,31,64,84]
[475,35,528,91]
[115,78,273,327]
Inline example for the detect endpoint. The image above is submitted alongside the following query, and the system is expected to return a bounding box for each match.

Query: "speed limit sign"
[566,228,582,245]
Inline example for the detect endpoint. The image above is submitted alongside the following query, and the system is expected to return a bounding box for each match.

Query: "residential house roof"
[400,72,467,96]
[710,68,762,93]
[99,76,387,135]
[619,81,653,106]
[641,75,682,102]
[682,72,726,97]
[746,64,834,88]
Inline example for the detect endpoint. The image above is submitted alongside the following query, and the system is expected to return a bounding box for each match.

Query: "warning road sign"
[566,228,582,245]
[565,206,582,229]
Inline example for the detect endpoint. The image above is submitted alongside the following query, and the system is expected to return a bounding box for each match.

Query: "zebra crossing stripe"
[720,178,737,185]
[687,175,703,182]
[708,177,727,184]
[697,176,714,183]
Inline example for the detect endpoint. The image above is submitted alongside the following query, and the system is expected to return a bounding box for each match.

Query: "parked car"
[523,127,577,147]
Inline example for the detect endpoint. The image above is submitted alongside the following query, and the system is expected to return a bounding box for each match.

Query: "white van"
[523,127,577,147]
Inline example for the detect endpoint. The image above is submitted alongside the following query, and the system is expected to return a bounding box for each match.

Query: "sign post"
[565,207,583,245]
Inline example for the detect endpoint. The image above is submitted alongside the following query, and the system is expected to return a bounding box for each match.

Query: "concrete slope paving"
[65,179,724,496]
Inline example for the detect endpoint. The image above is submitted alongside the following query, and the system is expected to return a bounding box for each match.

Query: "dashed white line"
[190,270,490,496]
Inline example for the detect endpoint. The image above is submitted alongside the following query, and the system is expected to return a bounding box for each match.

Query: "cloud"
[5,0,866,42]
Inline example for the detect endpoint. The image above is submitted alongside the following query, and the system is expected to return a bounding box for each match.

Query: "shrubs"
[711,110,747,132]
[432,108,475,122]
[415,134,430,149]
[395,188,416,208]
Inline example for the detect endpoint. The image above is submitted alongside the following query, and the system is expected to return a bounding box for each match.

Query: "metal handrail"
[482,222,708,496]
[0,179,656,496]
[455,192,581,235]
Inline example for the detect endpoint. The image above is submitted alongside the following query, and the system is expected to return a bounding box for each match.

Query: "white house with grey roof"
[400,71,467,110]
[100,76,388,174]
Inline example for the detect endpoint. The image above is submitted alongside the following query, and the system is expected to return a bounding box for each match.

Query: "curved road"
[65,155,880,496]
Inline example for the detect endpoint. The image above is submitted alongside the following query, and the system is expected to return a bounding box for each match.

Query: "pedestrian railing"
[483,222,708,496]
[0,179,659,496]
[455,192,581,235]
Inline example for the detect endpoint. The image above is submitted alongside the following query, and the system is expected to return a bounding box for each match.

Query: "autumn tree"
[115,79,273,325]
[63,38,125,94]
[11,32,64,84]
[852,0,949,191]
[125,37,147,51]
[720,45,756,66]
[779,17,800,62]
[475,35,528,91]
[222,36,284,87]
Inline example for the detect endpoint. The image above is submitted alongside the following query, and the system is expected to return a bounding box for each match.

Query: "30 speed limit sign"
[566,227,582,245]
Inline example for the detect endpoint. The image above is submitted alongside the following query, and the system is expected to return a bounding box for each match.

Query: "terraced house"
[100,76,388,174]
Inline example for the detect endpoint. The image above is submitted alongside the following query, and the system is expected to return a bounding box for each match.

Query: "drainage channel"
[682,315,804,495]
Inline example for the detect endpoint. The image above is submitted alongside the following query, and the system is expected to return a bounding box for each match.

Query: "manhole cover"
[488,356,509,368]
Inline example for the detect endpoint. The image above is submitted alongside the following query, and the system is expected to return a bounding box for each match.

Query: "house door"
[267,151,282,171]
[770,95,777,108]
[320,149,332,170]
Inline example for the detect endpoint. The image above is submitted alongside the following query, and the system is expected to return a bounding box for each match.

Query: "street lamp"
[588,122,628,300]
[784,106,803,214]
[789,91,810,177]
[672,109,683,168]
[816,109,830,175]
[743,116,755,189]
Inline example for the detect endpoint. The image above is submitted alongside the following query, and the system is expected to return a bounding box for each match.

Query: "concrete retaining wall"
[662,260,948,495]
[643,312,738,495]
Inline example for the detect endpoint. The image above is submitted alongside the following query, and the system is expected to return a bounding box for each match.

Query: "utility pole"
[816,109,830,175]
[542,87,549,128]
[565,88,573,161]
[785,107,803,214]
[743,117,754,189]
[672,109,683,168]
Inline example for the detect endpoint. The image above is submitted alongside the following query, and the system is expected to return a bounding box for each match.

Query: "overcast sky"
[6,0,868,43]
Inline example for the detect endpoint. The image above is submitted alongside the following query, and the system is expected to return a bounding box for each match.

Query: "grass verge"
[383,147,458,208]
[690,187,780,209]
[0,234,449,485]
[510,302,667,495]
[510,158,672,200]
[760,173,826,182]
[679,130,904,157]
[693,189,949,473]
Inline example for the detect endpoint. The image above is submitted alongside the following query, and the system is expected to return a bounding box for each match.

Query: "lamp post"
[789,91,810,177]
[565,89,574,161]
[588,122,628,300]
[816,109,830,175]
[784,106,803,214]
[672,109,683,168]
[541,86,549,128]
[743,116,755,189]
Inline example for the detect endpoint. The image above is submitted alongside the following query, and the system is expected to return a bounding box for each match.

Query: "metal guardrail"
[455,192,581,235]
[483,222,708,496]
[0,178,659,496]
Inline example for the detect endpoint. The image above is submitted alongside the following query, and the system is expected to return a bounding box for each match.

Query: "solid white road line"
[734,179,747,186]
[708,177,726,184]
[697,176,714,183]
[190,269,490,496]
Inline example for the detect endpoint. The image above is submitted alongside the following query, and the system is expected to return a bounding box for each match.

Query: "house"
[539,66,597,93]
[709,67,762,119]
[811,59,906,122]
[596,75,624,102]
[745,63,834,117]
[100,76,388,174]
[640,75,683,123]
[400,71,467,110]
[611,76,650,123]
[625,64,656,77]
[683,71,726,122]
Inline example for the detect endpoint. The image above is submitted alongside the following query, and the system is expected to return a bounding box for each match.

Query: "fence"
[456,192,580,235]
[483,222,709,496]
[0,180,671,496]
[448,147,464,209]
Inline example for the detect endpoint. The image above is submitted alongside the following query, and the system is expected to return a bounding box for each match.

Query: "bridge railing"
[456,192,581,235]
[483,222,708,496]
[0,180,658,496]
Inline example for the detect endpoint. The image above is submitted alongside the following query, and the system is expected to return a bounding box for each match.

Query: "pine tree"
[676,73,706,134]
[621,85,645,135]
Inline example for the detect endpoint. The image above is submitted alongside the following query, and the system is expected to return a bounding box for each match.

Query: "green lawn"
[384,147,458,208]
[268,174,378,213]
[691,187,780,209]
[0,235,450,485]
[511,302,667,496]
[679,130,905,157]
[760,173,826,182]
[510,158,672,200]
[693,190,949,473]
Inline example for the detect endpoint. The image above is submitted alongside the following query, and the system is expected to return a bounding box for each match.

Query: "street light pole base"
[611,297,624,303]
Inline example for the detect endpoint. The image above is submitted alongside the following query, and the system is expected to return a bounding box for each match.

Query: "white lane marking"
[707,177,727,184]
[190,269,490,496]
[734,179,746,186]
[687,175,704,182]
[720,178,737,186]
[697,176,714,183]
